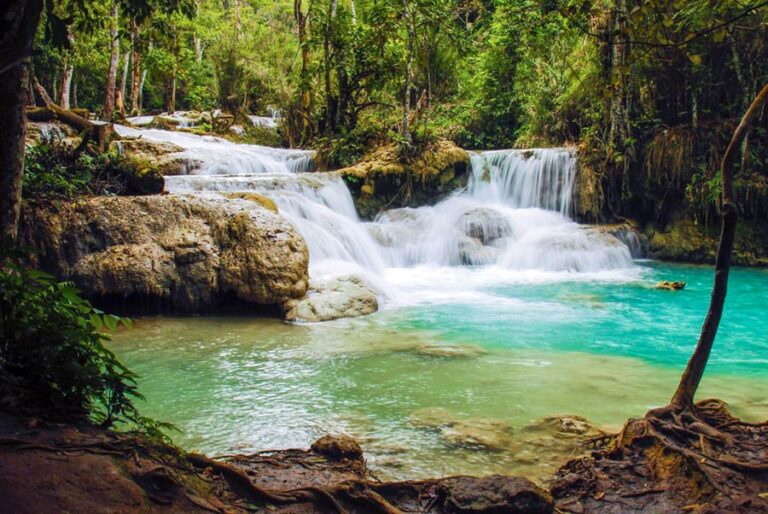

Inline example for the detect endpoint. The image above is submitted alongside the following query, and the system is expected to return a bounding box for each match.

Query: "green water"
[109,262,768,481]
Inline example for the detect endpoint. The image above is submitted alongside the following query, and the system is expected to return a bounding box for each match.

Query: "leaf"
[689,54,702,66]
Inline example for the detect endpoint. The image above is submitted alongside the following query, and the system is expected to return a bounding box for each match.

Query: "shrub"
[0,242,171,438]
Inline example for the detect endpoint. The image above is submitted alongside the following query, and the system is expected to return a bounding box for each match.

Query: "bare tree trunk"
[164,73,176,113]
[295,0,312,144]
[72,81,78,109]
[59,29,75,109]
[119,44,130,100]
[401,0,414,142]
[102,0,120,121]
[139,67,148,109]
[0,0,44,241]
[323,0,337,133]
[670,82,768,410]
[129,18,142,116]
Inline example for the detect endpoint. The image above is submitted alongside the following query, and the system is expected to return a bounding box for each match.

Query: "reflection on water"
[109,262,768,483]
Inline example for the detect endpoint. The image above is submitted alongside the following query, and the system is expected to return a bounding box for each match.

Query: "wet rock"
[311,434,364,461]
[20,195,309,312]
[410,408,515,451]
[411,342,486,359]
[110,138,188,176]
[586,222,648,258]
[458,207,512,245]
[655,280,686,291]
[438,475,554,514]
[340,140,470,219]
[283,274,378,322]
[459,236,502,265]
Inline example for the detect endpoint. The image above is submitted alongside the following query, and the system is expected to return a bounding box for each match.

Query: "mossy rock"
[224,192,278,212]
[117,157,165,195]
[338,140,470,219]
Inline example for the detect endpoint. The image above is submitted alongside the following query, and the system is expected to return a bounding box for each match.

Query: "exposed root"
[552,400,768,513]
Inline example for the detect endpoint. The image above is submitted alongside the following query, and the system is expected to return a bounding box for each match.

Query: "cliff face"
[20,195,309,312]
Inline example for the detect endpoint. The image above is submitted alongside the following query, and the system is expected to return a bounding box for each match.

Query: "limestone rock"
[655,280,686,291]
[110,138,189,176]
[339,140,470,219]
[283,274,378,322]
[458,207,512,245]
[311,434,364,461]
[20,195,309,312]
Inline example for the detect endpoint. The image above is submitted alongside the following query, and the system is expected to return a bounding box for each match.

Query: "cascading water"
[116,125,636,304]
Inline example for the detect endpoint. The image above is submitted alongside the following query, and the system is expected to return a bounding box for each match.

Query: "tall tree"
[102,0,121,121]
[58,28,76,109]
[0,0,44,241]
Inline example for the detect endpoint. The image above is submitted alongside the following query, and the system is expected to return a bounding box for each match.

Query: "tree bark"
[401,0,415,141]
[670,82,768,410]
[0,0,44,241]
[129,18,142,116]
[119,42,130,100]
[324,0,337,132]
[164,74,176,113]
[59,29,75,110]
[295,0,312,144]
[102,0,120,121]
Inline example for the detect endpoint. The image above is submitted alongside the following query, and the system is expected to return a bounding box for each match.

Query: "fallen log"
[30,77,115,152]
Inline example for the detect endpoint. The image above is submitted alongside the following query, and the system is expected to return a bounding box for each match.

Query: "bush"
[0,243,170,437]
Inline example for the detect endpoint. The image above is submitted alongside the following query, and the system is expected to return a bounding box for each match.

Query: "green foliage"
[0,244,172,438]
[22,140,124,199]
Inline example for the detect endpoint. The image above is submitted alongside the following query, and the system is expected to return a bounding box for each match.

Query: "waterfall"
[121,124,634,284]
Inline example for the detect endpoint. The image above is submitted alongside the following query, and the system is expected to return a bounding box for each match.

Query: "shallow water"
[109,261,768,482]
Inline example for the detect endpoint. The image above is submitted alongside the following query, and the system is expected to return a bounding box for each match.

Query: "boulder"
[339,140,470,219]
[458,207,512,245]
[283,274,378,322]
[110,138,189,176]
[310,434,364,461]
[20,195,309,312]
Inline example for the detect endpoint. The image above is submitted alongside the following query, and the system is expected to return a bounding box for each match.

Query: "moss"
[338,140,470,219]
[224,192,278,212]
[117,157,165,195]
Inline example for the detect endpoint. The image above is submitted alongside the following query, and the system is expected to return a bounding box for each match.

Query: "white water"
[120,126,638,306]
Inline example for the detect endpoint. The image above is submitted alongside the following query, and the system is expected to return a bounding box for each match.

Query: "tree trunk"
[139,67,148,109]
[164,73,176,113]
[0,0,44,241]
[129,19,142,116]
[59,29,75,109]
[72,81,78,109]
[119,43,130,100]
[324,0,337,132]
[102,0,120,121]
[401,0,415,141]
[295,0,312,144]
[670,82,768,410]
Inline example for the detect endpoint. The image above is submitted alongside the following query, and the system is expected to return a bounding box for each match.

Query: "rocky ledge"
[20,195,309,313]
[338,140,470,219]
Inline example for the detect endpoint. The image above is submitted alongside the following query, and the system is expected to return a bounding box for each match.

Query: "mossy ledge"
[338,140,470,219]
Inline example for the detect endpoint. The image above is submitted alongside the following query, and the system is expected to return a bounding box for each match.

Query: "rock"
[410,408,515,451]
[586,222,648,258]
[283,274,378,322]
[458,207,512,245]
[438,475,554,514]
[20,195,309,312]
[110,138,189,176]
[310,434,364,461]
[116,157,165,195]
[655,280,686,291]
[459,236,502,265]
[223,192,278,213]
[339,140,470,219]
[410,342,486,358]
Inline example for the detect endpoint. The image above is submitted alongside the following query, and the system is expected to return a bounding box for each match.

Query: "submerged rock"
[339,140,470,219]
[20,195,309,312]
[283,274,378,322]
[655,280,686,291]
